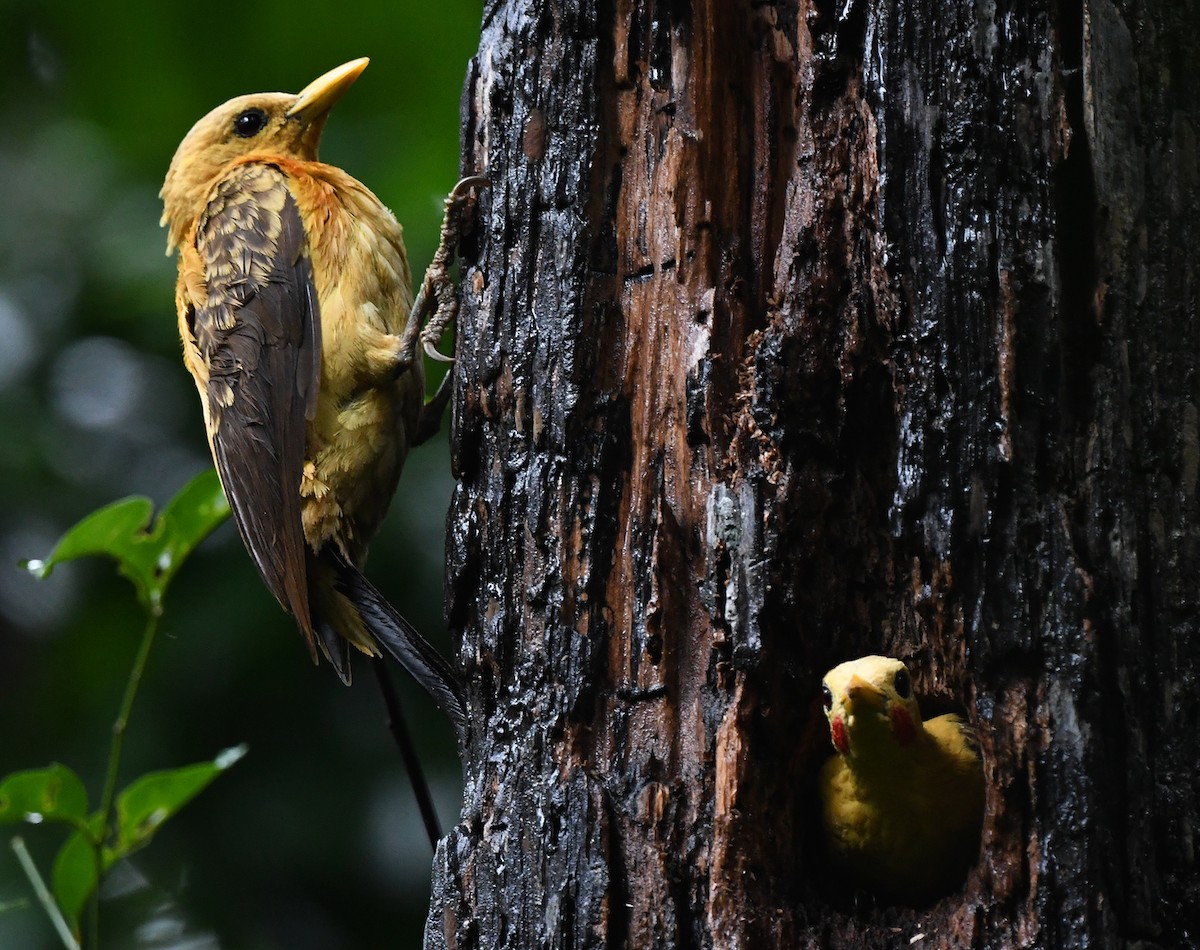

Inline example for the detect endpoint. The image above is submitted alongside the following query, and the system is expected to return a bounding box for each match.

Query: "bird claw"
[448,175,490,204]
[423,338,455,363]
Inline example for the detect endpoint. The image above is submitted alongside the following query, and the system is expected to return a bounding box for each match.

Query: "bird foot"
[412,176,489,363]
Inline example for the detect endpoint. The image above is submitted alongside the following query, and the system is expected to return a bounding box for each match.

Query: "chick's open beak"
[288,58,369,124]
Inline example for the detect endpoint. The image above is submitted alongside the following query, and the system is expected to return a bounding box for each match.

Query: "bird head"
[821,655,924,758]
[160,58,369,252]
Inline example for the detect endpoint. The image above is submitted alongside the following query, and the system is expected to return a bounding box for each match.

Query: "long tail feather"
[372,658,443,849]
[326,551,468,744]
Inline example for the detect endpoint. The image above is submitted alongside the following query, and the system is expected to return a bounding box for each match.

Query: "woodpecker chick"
[818,655,984,903]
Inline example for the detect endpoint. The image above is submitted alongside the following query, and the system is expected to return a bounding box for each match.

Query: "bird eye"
[893,668,912,698]
[233,108,268,138]
[821,684,833,710]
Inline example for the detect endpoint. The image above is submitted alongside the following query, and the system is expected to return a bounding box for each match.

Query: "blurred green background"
[0,1,480,947]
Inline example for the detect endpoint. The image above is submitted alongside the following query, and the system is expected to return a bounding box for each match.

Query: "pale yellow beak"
[287,58,369,122]
[844,674,884,708]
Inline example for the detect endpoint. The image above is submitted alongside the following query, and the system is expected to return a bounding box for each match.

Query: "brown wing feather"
[191,163,321,643]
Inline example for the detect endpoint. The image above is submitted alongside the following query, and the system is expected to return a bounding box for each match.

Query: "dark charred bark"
[427,0,1200,946]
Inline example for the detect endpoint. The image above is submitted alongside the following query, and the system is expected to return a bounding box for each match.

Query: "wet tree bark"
[427,0,1200,946]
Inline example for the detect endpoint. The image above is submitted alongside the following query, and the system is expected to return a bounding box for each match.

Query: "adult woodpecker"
[818,655,985,903]
[160,59,480,742]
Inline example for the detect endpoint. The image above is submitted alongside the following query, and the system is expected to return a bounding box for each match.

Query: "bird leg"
[416,175,489,360]
[409,175,489,445]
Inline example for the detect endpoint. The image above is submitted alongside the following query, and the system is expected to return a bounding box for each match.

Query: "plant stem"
[10,837,81,950]
[88,603,162,948]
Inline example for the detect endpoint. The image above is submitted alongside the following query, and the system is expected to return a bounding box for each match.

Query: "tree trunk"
[428,0,1200,946]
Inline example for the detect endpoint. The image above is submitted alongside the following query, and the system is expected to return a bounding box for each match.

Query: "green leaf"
[0,766,89,828]
[41,745,246,930]
[51,825,101,929]
[112,744,247,858]
[24,468,230,609]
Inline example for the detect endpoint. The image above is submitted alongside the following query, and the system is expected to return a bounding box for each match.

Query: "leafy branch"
[0,470,243,948]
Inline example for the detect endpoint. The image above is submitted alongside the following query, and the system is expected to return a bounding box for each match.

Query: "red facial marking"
[831,716,849,754]
[889,705,916,745]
